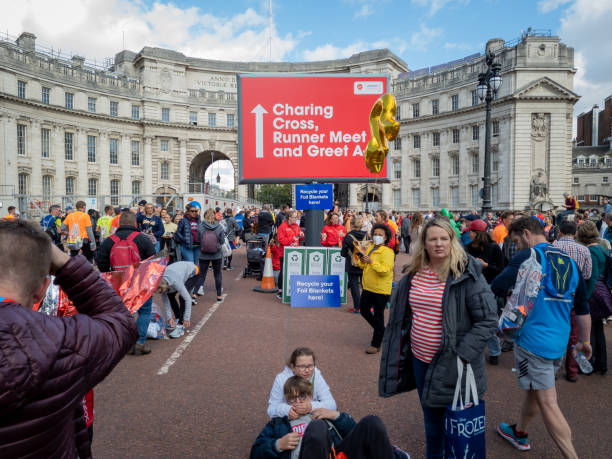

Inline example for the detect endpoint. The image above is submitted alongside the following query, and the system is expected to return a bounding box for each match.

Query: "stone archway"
[189,150,236,194]
[155,185,177,211]
[358,185,381,211]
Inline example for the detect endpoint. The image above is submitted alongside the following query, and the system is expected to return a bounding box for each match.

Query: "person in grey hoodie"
[198,208,226,302]
[221,208,240,271]
[158,261,198,337]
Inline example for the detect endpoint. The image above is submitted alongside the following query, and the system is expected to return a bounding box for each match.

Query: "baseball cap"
[138,199,147,206]
[65,205,73,211]
[468,219,488,232]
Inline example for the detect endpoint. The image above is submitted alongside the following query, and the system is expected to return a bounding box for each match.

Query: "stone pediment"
[514,77,579,102]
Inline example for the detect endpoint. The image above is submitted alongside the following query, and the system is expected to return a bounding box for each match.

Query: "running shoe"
[347,308,361,314]
[392,445,410,459]
[497,423,530,451]
[168,325,184,339]
[197,287,205,295]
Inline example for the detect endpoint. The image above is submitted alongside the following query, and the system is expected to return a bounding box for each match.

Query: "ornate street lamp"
[477,50,502,216]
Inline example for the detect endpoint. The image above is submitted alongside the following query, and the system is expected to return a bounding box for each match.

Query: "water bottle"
[575,351,593,375]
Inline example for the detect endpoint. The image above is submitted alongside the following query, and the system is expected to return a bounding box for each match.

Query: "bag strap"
[452,357,480,410]
[127,232,139,242]
[451,357,465,411]
[464,361,479,406]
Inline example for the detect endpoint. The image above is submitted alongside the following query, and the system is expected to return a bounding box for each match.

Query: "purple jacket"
[0,256,138,458]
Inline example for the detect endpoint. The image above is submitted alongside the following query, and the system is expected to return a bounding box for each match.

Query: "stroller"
[243,236,267,279]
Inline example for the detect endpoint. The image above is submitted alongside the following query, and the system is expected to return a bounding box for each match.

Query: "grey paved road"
[92,248,611,458]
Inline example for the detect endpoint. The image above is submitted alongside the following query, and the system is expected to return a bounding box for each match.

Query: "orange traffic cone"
[253,246,277,293]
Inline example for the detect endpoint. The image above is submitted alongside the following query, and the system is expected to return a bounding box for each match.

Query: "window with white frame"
[471,153,479,174]
[162,108,170,122]
[65,132,73,160]
[604,157,612,167]
[161,162,169,180]
[88,97,96,113]
[160,139,169,152]
[432,157,440,177]
[41,128,50,158]
[227,113,235,128]
[18,173,29,194]
[394,137,402,150]
[432,188,440,207]
[110,180,120,205]
[492,150,498,172]
[208,113,216,126]
[109,138,118,164]
[492,120,499,136]
[450,186,459,207]
[413,159,421,178]
[432,132,440,147]
[412,103,420,118]
[87,135,96,162]
[471,90,478,106]
[17,125,26,156]
[131,140,140,166]
[472,125,479,141]
[573,177,579,184]
[189,111,198,124]
[432,99,439,115]
[412,188,420,208]
[577,195,585,201]
[577,157,585,166]
[88,178,97,197]
[132,180,141,196]
[452,128,460,144]
[396,105,401,120]
[394,162,401,179]
[131,105,140,120]
[491,183,498,204]
[603,176,609,183]
[450,155,460,176]
[110,101,118,117]
[451,94,459,111]
[18,80,26,99]
[413,135,421,149]
[65,92,74,109]
[65,176,75,195]
[42,87,50,104]
[393,189,401,208]
[589,157,598,167]
[42,175,52,199]
[471,185,479,207]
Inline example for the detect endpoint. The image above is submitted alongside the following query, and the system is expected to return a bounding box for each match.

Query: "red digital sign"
[238,74,390,184]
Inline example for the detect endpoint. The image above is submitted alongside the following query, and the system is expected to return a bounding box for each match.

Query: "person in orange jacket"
[321,212,345,247]
[276,210,304,300]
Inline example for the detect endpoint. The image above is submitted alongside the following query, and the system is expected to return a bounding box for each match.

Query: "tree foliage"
[255,184,292,208]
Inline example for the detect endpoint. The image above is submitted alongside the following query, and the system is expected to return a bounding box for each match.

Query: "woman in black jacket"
[340,216,367,314]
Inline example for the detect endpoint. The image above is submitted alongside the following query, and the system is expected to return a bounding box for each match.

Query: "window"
[451,94,459,111]
[42,175,52,200]
[87,135,96,162]
[471,154,479,174]
[208,113,216,127]
[412,189,420,208]
[88,97,96,113]
[413,159,421,178]
[17,125,26,156]
[110,101,118,117]
[393,189,401,208]
[161,162,169,180]
[160,139,169,152]
[491,183,498,205]
[432,132,440,147]
[41,128,50,158]
[227,113,235,129]
[432,99,439,115]
[450,155,459,176]
[131,105,140,120]
[394,162,401,179]
[450,186,459,207]
[413,135,421,149]
[189,111,198,124]
[492,150,498,172]
[132,180,141,196]
[432,157,440,177]
[131,140,140,166]
[452,128,460,144]
[65,177,75,196]
[577,157,585,166]
[604,177,609,183]
[471,90,478,106]
[18,80,26,99]
[65,132,74,160]
[472,125,479,141]
[109,138,118,164]
[492,120,499,136]
[88,178,97,197]
[412,103,420,118]
[162,108,170,122]
[65,92,73,109]
[471,185,479,207]
[573,177,579,184]
[396,105,401,120]
[110,180,120,205]
[394,137,402,150]
[589,157,598,167]
[577,195,585,201]
[432,188,440,207]
[18,173,29,194]
[604,157,612,167]
[42,87,50,104]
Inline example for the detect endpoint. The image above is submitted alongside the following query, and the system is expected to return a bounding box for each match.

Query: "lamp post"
[477,50,502,216]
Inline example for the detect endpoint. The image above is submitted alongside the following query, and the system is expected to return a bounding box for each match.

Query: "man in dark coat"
[0,219,137,458]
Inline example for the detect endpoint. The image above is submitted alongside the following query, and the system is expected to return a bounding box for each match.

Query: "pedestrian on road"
[267,347,336,419]
[158,261,198,338]
[320,212,345,247]
[62,200,96,263]
[222,208,240,271]
[276,210,304,300]
[409,212,424,254]
[400,212,411,254]
[198,208,226,303]
[138,203,164,253]
[41,204,64,250]
[379,216,497,458]
[341,215,366,314]
[357,223,395,354]
[175,203,205,295]
[0,220,137,458]
[257,205,275,243]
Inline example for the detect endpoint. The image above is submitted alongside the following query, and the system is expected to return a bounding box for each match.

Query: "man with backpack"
[41,204,63,249]
[62,201,96,263]
[491,217,591,457]
[97,211,156,355]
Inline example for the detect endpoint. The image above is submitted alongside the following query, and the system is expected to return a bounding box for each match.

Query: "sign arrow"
[251,104,268,158]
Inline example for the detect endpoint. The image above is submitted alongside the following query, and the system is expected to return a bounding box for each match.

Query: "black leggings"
[299,415,396,459]
[199,258,223,297]
[591,318,608,373]
[70,240,94,263]
[348,273,362,309]
[360,290,390,348]
[168,291,186,325]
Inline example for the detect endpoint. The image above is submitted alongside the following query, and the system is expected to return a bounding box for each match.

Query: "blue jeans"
[154,241,160,253]
[487,335,501,357]
[412,355,446,459]
[136,297,153,345]
[180,246,205,292]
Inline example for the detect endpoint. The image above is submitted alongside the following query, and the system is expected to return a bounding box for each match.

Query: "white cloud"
[559,0,612,125]
[0,0,301,63]
[538,0,572,13]
[410,24,443,50]
[354,3,374,18]
[411,0,470,16]
[302,37,407,61]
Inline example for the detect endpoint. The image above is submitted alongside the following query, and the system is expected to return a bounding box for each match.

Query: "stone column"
[99,132,110,205]
[30,121,42,196]
[144,136,153,200]
[76,129,88,196]
[121,135,132,197]
[382,182,392,209]
[179,139,187,194]
[1,115,17,192]
[53,125,65,197]
[349,183,359,208]
[400,136,410,209]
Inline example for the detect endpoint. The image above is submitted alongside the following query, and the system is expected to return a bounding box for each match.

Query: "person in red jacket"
[0,220,137,458]
[321,212,345,247]
[276,210,304,300]
[268,233,283,291]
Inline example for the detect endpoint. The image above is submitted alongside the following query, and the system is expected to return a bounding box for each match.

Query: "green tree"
[255,184,292,208]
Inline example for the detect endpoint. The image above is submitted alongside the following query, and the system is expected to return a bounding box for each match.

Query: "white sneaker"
[197,287,204,295]
[169,325,184,339]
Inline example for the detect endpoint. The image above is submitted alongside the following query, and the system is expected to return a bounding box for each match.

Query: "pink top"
[409,267,446,363]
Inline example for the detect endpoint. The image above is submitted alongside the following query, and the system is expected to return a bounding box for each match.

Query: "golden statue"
[364,93,400,174]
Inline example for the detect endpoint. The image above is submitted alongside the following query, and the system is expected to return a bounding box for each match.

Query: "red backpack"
[109,232,141,271]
